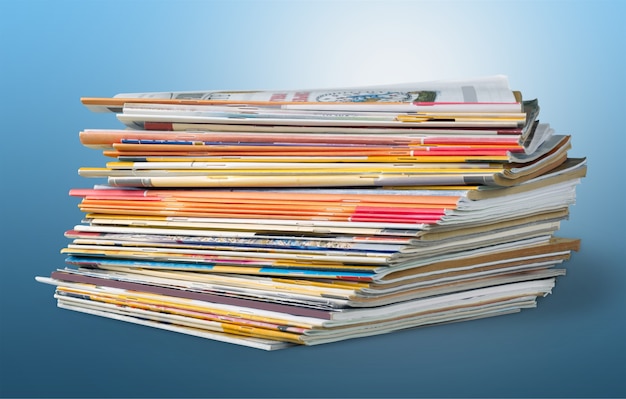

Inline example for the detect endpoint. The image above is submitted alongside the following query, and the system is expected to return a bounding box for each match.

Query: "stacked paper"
[37,76,586,350]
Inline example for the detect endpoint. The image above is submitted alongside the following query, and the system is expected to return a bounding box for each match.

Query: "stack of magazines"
[37,76,587,350]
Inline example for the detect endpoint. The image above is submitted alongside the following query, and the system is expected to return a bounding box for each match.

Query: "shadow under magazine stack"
[37,76,587,350]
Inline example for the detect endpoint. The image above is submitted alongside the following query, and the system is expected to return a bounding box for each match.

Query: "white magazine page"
[112,75,515,104]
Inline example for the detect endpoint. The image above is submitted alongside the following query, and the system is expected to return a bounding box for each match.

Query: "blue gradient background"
[1,1,624,397]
